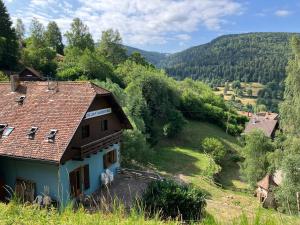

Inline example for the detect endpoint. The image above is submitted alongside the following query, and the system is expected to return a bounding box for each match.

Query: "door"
[69,169,81,197]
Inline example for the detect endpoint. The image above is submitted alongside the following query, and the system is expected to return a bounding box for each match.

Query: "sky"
[3,0,300,53]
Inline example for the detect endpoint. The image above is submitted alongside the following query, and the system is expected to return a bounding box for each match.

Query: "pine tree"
[64,18,94,51]
[45,21,64,54]
[98,29,127,66]
[0,0,18,69]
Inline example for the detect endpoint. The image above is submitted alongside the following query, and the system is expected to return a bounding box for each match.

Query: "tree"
[45,21,64,54]
[0,0,18,69]
[98,29,127,66]
[231,80,241,89]
[240,130,273,187]
[280,36,300,135]
[276,36,300,214]
[247,88,253,97]
[128,52,152,67]
[15,18,25,43]
[29,18,45,48]
[64,18,94,51]
[202,137,226,163]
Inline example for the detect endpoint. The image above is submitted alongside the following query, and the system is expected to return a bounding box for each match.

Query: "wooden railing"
[73,130,122,159]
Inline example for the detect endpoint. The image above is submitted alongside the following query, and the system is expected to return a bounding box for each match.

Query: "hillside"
[125,46,167,65]
[161,33,300,83]
[128,33,298,84]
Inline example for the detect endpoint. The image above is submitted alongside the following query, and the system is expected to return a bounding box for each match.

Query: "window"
[82,125,90,139]
[0,124,7,133]
[2,127,14,137]
[100,120,108,131]
[27,127,38,139]
[103,150,117,169]
[47,129,57,142]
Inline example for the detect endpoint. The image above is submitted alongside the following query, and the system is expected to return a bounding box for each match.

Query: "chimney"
[10,74,20,92]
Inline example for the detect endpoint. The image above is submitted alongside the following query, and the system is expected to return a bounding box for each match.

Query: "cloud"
[275,10,291,17]
[11,0,243,46]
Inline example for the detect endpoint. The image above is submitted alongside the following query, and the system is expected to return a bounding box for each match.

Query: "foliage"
[15,18,25,43]
[29,18,45,48]
[275,138,300,214]
[139,179,207,221]
[201,137,226,163]
[240,130,274,187]
[160,33,296,84]
[64,18,94,51]
[0,0,18,69]
[98,29,127,66]
[0,70,8,81]
[128,52,153,67]
[45,21,64,54]
[280,36,300,135]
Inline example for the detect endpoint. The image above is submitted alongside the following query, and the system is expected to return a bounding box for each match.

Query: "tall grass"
[0,201,297,225]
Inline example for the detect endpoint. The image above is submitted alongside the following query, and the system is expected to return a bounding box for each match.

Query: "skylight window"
[47,129,57,142]
[15,96,26,104]
[2,127,14,137]
[27,127,38,139]
[0,124,8,133]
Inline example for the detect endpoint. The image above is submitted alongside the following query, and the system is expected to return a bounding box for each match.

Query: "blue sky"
[3,0,300,53]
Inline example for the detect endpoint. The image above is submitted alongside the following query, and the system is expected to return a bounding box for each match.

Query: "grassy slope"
[149,120,299,224]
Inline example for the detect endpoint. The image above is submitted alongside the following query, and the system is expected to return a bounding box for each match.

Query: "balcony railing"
[72,130,122,159]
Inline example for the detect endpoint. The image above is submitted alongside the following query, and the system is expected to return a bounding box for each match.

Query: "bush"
[139,180,207,221]
[202,137,226,163]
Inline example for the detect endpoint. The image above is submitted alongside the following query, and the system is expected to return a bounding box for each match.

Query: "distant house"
[243,112,279,138]
[256,171,283,208]
[16,67,46,81]
[0,78,132,206]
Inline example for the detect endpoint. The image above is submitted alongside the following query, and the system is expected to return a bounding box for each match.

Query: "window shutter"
[83,165,90,190]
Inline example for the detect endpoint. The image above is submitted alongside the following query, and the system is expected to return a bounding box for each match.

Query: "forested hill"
[160,33,300,84]
[128,33,299,84]
[125,46,167,66]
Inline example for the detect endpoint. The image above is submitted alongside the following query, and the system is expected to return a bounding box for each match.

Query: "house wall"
[58,143,120,205]
[0,157,59,199]
[61,95,123,162]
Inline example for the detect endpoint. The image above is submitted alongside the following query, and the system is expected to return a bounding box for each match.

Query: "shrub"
[202,137,226,163]
[139,179,207,221]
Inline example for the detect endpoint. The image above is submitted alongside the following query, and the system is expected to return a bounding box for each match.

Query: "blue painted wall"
[0,143,120,205]
[58,143,120,205]
[0,157,59,199]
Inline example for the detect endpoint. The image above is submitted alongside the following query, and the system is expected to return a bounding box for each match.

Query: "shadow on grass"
[149,147,203,177]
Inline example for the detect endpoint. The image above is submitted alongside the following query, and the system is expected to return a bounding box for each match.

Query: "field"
[149,120,299,224]
[214,82,264,106]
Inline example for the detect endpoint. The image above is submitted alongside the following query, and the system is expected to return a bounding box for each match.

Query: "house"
[0,77,132,206]
[243,112,279,138]
[255,171,282,208]
[16,67,46,81]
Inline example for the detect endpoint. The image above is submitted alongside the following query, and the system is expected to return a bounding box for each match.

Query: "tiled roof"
[0,81,110,163]
[257,174,278,190]
[244,112,279,137]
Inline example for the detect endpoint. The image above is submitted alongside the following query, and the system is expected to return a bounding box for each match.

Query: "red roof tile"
[0,81,111,163]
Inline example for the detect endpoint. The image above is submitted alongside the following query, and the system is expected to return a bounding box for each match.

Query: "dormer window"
[16,96,26,105]
[28,127,38,139]
[47,129,57,142]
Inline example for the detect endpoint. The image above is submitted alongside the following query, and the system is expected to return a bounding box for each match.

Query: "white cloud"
[14,0,243,46]
[275,10,291,17]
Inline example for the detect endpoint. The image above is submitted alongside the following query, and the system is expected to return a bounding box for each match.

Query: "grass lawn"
[148,120,299,223]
